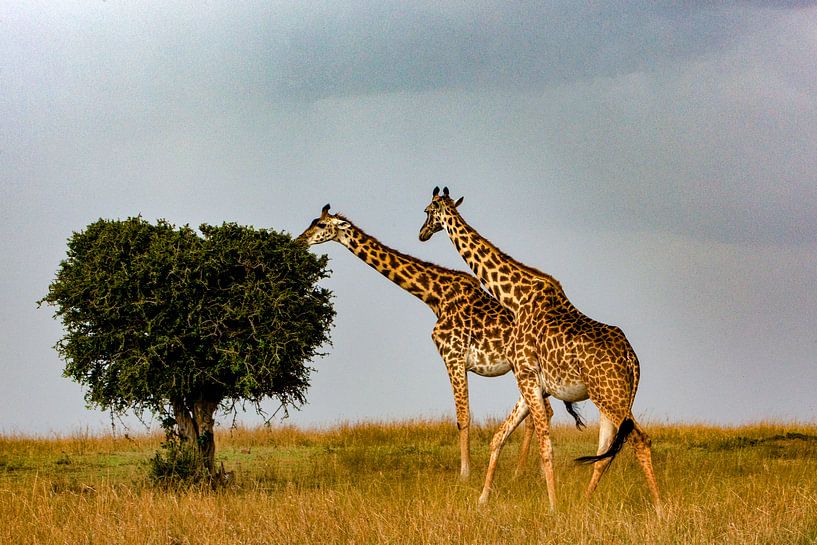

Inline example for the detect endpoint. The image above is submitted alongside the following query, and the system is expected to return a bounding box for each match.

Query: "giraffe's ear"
[322,203,331,214]
[335,219,351,230]
[443,186,450,197]
[454,196,464,207]
[432,186,440,196]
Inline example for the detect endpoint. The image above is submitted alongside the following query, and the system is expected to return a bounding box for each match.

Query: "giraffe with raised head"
[298,204,584,480]
[418,187,660,510]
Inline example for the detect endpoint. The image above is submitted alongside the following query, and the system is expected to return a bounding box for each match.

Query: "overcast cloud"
[1,2,815,434]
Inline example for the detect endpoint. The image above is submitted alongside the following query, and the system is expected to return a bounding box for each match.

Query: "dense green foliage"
[40,217,335,469]
[147,436,211,489]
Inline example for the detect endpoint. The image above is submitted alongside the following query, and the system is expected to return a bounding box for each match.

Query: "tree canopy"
[40,217,334,473]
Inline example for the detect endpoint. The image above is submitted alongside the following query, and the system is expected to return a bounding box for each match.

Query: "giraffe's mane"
[332,212,478,282]
[482,233,562,288]
[442,199,563,290]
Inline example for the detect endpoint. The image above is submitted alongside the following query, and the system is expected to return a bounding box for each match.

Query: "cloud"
[1,1,816,433]
[271,2,808,100]
[3,1,813,248]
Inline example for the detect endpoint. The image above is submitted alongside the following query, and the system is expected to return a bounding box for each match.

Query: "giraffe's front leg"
[479,394,529,504]
[445,360,471,480]
[515,361,557,511]
[514,414,535,477]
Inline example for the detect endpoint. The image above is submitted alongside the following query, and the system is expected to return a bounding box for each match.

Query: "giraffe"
[418,187,660,510]
[297,204,584,480]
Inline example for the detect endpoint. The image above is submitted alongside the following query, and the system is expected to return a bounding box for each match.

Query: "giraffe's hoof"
[477,492,490,506]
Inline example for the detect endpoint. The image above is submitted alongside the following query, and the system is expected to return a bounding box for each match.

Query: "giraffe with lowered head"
[298,204,584,479]
[418,187,660,510]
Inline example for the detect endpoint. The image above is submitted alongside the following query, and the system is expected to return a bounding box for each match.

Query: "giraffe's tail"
[574,417,634,465]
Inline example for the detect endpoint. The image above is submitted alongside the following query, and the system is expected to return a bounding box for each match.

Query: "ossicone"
[432,186,440,196]
[443,186,450,196]
[322,203,331,214]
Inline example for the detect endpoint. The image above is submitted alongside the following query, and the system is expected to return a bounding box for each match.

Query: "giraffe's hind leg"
[584,413,617,498]
[584,414,662,508]
[630,420,661,507]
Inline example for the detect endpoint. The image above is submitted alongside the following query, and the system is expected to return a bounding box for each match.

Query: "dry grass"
[1,420,816,544]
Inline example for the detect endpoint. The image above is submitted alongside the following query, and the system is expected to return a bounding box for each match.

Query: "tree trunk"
[193,399,218,475]
[171,397,220,477]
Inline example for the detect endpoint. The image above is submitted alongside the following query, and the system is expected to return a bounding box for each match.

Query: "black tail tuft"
[575,418,634,465]
[563,402,586,430]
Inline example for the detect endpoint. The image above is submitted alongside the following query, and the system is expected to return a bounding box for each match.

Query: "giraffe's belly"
[542,378,589,402]
[465,346,512,377]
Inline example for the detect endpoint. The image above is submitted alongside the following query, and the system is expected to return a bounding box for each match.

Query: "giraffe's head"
[297,204,352,245]
[419,186,463,242]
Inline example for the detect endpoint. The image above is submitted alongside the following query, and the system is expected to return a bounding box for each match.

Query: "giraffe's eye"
[316,222,327,228]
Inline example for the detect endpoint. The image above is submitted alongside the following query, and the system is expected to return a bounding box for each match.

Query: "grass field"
[1,419,815,544]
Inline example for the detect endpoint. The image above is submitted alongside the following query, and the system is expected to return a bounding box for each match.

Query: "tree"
[39,217,334,477]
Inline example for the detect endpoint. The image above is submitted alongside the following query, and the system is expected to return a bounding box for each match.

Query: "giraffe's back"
[524,300,640,410]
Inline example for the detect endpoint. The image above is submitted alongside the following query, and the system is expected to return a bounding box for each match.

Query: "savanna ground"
[1,419,815,544]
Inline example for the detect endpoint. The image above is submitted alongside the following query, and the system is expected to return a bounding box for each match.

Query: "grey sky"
[2,2,815,434]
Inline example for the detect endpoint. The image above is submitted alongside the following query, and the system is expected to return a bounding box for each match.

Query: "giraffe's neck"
[441,208,561,314]
[337,221,458,315]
